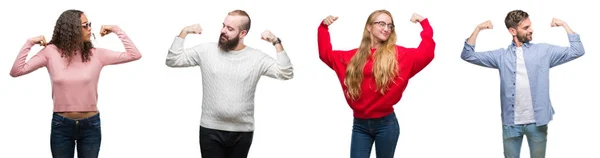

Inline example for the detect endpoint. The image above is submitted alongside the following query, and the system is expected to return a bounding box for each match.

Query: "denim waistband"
[353,112,397,123]
[52,112,100,124]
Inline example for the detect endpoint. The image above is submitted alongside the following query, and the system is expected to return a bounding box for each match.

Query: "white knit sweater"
[166,37,293,132]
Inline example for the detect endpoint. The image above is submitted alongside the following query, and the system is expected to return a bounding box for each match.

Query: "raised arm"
[547,18,585,68]
[406,13,436,78]
[9,36,49,77]
[460,20,502,68]
[166,24,204,67]
[259,53,294,80]
[95,25,142,66]
[259,30,293,80]
[318,15,345,70]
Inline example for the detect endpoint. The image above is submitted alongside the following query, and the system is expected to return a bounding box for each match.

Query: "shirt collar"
[510,41,532,48]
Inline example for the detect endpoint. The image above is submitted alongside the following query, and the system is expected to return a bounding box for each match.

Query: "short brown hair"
[228,10,251,32]
[504,10,529,29]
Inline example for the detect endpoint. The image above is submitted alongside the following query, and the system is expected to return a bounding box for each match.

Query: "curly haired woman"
[9,9,141,158]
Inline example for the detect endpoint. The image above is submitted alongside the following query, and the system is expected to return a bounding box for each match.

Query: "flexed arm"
[259,30,294,80]
[407,13,436,78]
[166,24,204,67]
[460,20,502,68]
[95,25,142,66]
[317,15,344,70]
[547,18,585,67]
[9,36,49,77]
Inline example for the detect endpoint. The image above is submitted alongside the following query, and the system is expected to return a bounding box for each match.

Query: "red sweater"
[317,18,435,119]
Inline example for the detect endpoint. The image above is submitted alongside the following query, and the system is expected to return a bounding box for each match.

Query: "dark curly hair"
[48,9,94,63]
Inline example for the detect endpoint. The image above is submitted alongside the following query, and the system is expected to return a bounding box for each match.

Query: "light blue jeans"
[502,123,548,158]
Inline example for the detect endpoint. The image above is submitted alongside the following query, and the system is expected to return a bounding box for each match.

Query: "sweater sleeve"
[260,50,294,80]
[318,21,347,70]
[406,18,435,78]
[96,26,142,66]
[166,37,205,67]
[9,40,49,77]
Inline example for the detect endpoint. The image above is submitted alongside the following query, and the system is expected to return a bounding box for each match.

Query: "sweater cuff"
[420,18,430,27]
[170,36,185,51]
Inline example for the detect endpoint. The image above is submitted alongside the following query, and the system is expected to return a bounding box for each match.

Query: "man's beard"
[218,33,240,52]
[516,32,532,43]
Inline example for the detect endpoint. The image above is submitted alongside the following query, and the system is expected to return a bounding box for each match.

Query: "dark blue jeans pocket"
[89,119,101,129]
[51,115,65,127]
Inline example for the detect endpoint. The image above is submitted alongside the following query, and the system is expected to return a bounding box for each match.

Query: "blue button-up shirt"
[461,33,585,126]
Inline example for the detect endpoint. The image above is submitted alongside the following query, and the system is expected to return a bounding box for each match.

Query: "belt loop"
[56,113,65,122]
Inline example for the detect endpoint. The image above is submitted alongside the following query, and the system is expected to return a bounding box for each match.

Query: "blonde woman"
[317,10,435,157]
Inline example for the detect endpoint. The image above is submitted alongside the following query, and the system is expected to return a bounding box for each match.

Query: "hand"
[551,18,566,27]
[477,20,493,30]
[261,30,277,43]
[409,13,425,23]
[183,24,203,34]
[30,35,47,46]
[99,25,118,37]
[322,15,338,26]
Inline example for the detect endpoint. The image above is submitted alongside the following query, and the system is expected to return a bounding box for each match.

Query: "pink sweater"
[9,26,142,112]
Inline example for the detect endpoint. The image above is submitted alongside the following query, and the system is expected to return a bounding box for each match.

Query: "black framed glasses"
[81,22,92,29]
[373,21,394,30]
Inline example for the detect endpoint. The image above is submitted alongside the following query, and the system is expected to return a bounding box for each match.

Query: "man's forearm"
[563,23,575,34]
[178,30,188,38]
[274,43,284,52]
[467,28,482,45]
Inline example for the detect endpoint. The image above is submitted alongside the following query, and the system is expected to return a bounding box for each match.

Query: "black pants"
[199,126,254,158]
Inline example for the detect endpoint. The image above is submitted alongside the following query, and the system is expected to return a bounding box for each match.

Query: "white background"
[1,0,598,157]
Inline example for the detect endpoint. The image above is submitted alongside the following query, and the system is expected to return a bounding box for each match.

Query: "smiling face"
[511,18,533,43]
[367,13,394,43]
[505,10,532,44]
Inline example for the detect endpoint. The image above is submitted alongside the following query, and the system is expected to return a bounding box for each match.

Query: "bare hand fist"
[477,20,493,30]
[183,24,203,34]
[261,30,277,43]
[410,13,425,23]
[322,15,338,26]
[30,35,47,46]
[551,18,566,27]
[100,25,118,37]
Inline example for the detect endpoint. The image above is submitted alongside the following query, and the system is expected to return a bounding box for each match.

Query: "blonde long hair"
[344,10,399,100]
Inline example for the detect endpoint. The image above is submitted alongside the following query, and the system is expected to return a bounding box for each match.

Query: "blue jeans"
[50,113,102,158]
[350,112,400,158]
[503,123,548,158]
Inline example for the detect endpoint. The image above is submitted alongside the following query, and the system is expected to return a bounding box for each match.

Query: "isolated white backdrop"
[0,0,598,157]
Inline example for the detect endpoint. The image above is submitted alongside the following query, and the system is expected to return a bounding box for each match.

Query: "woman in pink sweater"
[9,9,141,158]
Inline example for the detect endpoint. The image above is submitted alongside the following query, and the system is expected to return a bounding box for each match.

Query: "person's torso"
[333,46,415,118]
[45,46,104,111]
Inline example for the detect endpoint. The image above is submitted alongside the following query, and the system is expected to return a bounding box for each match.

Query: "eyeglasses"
[81,22,92,29]
[373,21,394,30]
